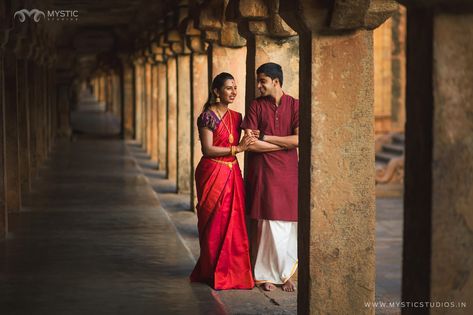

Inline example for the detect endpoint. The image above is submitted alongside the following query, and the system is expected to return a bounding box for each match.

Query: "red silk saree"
[190,109,254,290]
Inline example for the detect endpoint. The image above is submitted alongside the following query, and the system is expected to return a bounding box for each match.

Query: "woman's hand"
[245,129,260,138]
[236,133,257,153]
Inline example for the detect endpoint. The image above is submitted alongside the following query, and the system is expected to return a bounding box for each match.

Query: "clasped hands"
[236,129,261,152]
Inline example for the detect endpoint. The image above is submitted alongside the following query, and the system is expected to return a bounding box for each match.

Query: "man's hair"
[256,62,283,87]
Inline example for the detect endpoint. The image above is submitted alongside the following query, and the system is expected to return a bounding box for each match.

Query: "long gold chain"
[214,107,234,144]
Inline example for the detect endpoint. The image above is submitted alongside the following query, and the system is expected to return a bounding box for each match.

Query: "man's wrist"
[258,131,265,141]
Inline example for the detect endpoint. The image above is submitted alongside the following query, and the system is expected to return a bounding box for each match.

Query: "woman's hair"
[202,72,235,112]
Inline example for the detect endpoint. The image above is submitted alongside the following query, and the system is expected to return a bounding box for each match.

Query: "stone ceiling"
[18,0,174,80]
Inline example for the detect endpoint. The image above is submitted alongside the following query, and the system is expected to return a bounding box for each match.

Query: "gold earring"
[215,95,221,103]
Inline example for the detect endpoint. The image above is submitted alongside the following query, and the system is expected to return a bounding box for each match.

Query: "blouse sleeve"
[197,110,217,131]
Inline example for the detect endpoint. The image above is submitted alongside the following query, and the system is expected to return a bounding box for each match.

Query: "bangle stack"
[231,146,237,156]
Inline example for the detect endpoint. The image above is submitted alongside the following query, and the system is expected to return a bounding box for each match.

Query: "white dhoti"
[253,220,298,284]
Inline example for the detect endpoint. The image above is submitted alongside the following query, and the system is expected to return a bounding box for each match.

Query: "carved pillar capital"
[150,42,166,63]
[331,0,398,30]
[183,18,208,54]
[280,0,397,34]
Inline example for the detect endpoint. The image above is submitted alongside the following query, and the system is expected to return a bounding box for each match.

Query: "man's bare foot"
[261,282,276,291]
[281,279,296,292]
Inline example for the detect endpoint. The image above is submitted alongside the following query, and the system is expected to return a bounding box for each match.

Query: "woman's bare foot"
[281,279,296,292]
[261,282,276,291]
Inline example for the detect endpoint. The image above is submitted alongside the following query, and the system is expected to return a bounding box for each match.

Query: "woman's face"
[215,79,237,105]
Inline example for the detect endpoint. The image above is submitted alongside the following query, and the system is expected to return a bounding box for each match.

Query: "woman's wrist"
[230,146,239,156]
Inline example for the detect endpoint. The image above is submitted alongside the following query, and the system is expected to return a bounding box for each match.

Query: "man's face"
[256,73,277,97]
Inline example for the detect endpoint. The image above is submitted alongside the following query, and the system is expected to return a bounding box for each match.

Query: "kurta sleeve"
[292,98,299,132]
[240,100,259,130]
[237,112,243,138]
[197,110,217,131]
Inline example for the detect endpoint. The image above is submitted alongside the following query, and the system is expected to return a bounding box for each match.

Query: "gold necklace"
[214,107,234,144]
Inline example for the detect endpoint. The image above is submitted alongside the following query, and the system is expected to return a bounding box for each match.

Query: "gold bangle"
[231,146,237,156]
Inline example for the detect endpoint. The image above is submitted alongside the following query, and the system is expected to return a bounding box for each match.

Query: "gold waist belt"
[210,158,237,169]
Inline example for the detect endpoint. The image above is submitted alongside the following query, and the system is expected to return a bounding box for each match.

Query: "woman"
[190,72,255,290]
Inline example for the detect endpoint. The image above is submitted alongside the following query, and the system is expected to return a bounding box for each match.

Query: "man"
[241,62,299,292]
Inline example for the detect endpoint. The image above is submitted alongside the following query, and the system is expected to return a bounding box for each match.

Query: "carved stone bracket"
[184,18,208,54]
[331,0,399,30]
[280,0,397,35]
[150,42,166,63]
[198,0,246,47]
[231,0,297,38]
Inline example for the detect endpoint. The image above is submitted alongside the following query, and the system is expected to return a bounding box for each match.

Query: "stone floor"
[0,94,403,314]
[0,137,230,315]
[131,144,403,315]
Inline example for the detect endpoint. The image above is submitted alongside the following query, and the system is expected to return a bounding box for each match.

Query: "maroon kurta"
[241,94,299,221]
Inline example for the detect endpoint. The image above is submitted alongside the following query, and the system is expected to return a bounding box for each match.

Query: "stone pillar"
[34,63,43,167]
[93,77,99,100]
[134,59,144,143]
[41,64,47,156]
[373,18,393,134]
[39,63,48,164]
[0,32,8,238]
[166,52,178,183]
[4,50,21,212]
[400,2,473,312]
[98,75,105,104]
[45,64,53,153]
[145,60,152,155]
[121,59,135,140]
[281,0,397,313]
[186,27,208,210]
[105,73,113,112]
[390,6,406,132]
[430,12,473,311]
[157,61,167,172]
[48,66,56,149]
[27,61,38,179]
[302,32,376,315]
[43,65,50,153]
[94,76,101,101]
[150,62,159,163]
[34,62,44,171]
[113,73,121,117]
[50,68,56,142]
[175,47,192,194]
[167,4,195,189]
[140,58,148,151]
[16,58,31,193]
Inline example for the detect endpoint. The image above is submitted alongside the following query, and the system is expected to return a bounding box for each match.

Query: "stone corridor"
[0,101,227,315]
[0,93,404,315]
[1,1,472,314]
